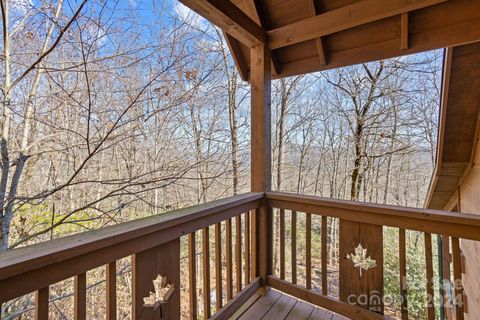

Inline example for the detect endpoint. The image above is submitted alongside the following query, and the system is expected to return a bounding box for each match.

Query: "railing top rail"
[266,191,480,240]
[0,192,263,282]
[266,191,480,225]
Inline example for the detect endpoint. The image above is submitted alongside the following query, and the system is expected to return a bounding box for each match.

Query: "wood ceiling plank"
[178,0,266,47]
[267,0,447,50]
[276,0,480,79]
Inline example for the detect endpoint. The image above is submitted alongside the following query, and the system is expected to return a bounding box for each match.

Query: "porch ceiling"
[179,0,480,80]
[426,42,480,210]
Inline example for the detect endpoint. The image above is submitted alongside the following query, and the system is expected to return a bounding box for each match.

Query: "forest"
[1,0,442,319]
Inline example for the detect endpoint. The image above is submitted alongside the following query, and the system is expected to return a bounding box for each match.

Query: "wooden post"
[132,239,180,320]
[339,220,384,314]
[250,43,272,281]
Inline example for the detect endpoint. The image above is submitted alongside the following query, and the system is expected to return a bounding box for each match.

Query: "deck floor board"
[234,288,349,320]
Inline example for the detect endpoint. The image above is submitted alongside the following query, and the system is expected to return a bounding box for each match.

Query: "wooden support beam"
[267,0,447,50]
[306,0,327,65]
[178,0,265,47]
[250,43,272,280]
[242,0,281,75]
[250,43,271,193]
[225,35,249,81]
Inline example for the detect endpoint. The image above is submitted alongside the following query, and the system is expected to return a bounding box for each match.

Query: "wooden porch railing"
[0,192,263,320]
[265,192,480,320]
[1,191,479,319]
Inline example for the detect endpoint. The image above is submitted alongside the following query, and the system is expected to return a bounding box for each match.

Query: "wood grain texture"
[339,220,383,314]
[190,0,480,78]
[286,300,314,320]
[399,229,408,320]
[35,287,49,320]
[188,233,197,320]
[265,192,480,241]
[321,216,328,296]
[250,42,272,281]
[238,288,282,320]
[202,228,211,318]
[235,215,242,293]
[267,0,446,49]
[74,273,86,320]
[280,209,286,280]
[245,211,251,285]
[210,277,261,320]
[266,276,387,320]
[250,44,271,193]
[226,218,233,300]
[215,223,223,309]
[291,210,297,285]
[424,233,435,320]
[306,212,312,289]
[178,0,265,47]
[452,237,464,320]
[132,239,180,320]
[262,294,297,320]
[106,262,116,320]
[0,193,262,303]
[400,13,409,50]
[427,43,480,210]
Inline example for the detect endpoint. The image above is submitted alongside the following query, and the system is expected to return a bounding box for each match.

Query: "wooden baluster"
[441,235,453,319]
[245,211,251,285]
[291,210,297,285]
[425,233,435,320]
[74,273,87,320]
[215,223,223,310]
[132,240,180,319]
[35,287,49,320]
[189,233,197,320]
[399,228,408,320]
[106,262,116,320]
[279,209,285,280]
[452,237,464,320]
[202,227,211,319]
[235,215,242,293]
[251,208,257,281]
[321,216,328,295]
[226,218,233,300]
[306,213,312,290]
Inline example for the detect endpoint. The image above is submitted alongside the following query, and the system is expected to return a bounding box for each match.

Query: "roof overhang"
[178,0,480,80]
[426,43,480,210]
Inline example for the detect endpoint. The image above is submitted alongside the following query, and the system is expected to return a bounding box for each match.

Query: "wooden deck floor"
[232,289,350,320]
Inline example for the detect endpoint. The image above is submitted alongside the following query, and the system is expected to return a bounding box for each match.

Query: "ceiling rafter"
[400,13,409,50]
[267,0,447,50]
[243,0,281,76]
[225,35,249,80]
[306,0,327,65]
[178,0,266,47]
